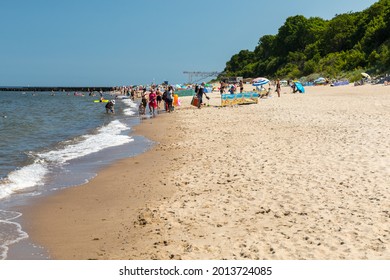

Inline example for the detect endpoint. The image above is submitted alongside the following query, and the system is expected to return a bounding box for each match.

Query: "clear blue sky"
[0,0,378,86]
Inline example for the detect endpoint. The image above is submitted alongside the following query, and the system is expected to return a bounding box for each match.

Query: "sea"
[0,90,153,259]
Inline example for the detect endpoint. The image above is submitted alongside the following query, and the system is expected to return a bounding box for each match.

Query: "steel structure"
[183,71,222,83]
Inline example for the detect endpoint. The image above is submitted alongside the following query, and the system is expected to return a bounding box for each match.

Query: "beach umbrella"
[314,77,326,84]
[252,77,268,83]
[361,73,371,79]
[252,78,270,86]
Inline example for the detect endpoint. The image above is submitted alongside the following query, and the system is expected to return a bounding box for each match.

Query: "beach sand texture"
[23,84,390,259]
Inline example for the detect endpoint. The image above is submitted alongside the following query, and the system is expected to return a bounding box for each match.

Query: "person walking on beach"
[162,89,168,111]
[165,86,174,112]
[156,88,162,109]
[141,90,147,110]
[148,89,157,116]
[196,82,210,109]
[220,81,225,95]
[239,80,244,93]
[130,88,135,101]
[276,79,281,97]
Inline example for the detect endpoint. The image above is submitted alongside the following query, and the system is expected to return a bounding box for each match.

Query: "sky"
[0,0,379,86]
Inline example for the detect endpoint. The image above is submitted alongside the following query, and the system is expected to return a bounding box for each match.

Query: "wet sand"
[23,84,390,259]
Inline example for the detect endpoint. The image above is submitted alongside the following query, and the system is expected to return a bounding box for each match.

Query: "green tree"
[303,60,318,76]
[254,34,277,60]
[224,50,254,74]
[221,0,390,80]
[321,12,359,53]
[377,42,390,70]
[275,63,301,79]
[343,48,366,70]
[318,52,346,77]
[274,15,309,57]
[359,0,390,52]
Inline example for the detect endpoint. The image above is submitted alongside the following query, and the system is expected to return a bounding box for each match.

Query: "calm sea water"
[0,91,151,259]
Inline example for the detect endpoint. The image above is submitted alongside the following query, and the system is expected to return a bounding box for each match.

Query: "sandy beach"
[21,83,390,260]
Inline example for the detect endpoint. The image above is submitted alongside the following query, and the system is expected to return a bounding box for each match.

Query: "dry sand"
[23,83,390,259]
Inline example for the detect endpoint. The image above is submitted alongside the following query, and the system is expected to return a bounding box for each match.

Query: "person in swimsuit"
[276,79,281,97]
[239,80,244,93]
[148,89,157,116]
[156,88,162,109]
[105,100,115,113]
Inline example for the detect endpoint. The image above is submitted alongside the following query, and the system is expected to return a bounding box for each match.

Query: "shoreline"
[0,95,146,260]
[18,112,179,259]
[19,84,390,259]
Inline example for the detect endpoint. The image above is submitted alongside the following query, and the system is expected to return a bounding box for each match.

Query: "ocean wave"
[121,99,138,116]
[0,120,133,200]
[38,120,133,163]
[0,161,48,200]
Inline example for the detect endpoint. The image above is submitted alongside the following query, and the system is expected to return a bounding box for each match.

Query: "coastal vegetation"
[220,0,390,82]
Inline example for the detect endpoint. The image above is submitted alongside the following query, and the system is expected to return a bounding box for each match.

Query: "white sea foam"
[0,93,138,259]
[0,120,133,200]
[0,161,48,200]
[0,210,28,260]
[38,120,133,163]
[121,99,138,116]
[123,108,137,116]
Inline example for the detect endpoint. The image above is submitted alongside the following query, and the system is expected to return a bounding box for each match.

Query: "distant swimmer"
[105,100,115,113]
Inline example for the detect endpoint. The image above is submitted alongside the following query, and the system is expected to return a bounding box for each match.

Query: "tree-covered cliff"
[221,0,390,80]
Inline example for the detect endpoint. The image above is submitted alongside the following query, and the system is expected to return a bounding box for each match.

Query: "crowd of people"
[133,81,223,115]
[138,85,177,116]
[218,80,275,98]
[107,78,298,116]
[98,85,175,116]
